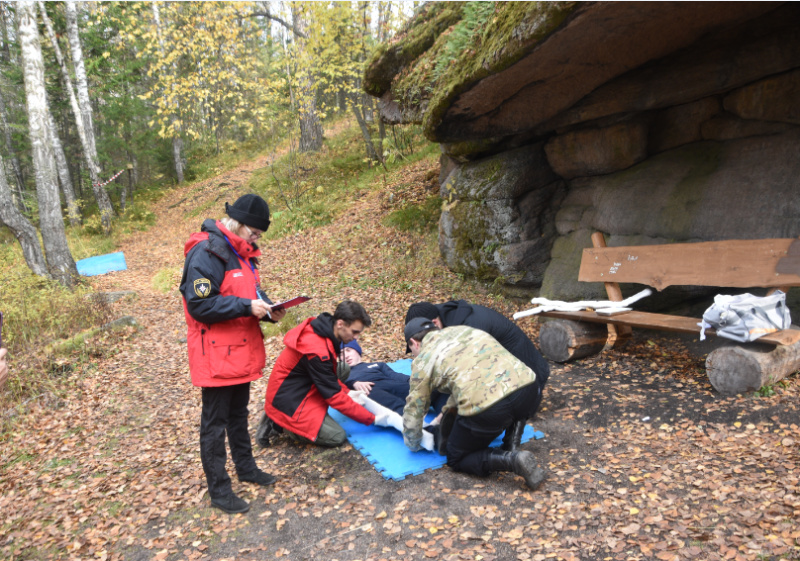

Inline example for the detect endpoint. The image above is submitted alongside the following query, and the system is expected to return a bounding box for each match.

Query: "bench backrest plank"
[578,238,800,291]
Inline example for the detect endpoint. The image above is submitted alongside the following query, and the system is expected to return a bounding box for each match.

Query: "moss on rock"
[363,2,465,97]
[364,2,578,139]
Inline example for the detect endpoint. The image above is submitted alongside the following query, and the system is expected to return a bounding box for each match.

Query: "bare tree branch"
[251,8,307,39]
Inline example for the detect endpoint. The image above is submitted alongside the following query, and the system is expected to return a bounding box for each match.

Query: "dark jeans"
[445,383,541,476]
[349,372,448,416]
[200,383,257,499]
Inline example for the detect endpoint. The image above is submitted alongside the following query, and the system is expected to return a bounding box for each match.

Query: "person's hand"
[269,307,287,322]
[352,381,373,394]
[0,348,8,389]
[250,299,270,319]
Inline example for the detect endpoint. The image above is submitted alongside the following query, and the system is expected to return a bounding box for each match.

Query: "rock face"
[364,1,800,305]
[438,145,565,293]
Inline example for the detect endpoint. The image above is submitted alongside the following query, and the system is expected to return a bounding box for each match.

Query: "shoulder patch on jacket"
[193,278,211,298]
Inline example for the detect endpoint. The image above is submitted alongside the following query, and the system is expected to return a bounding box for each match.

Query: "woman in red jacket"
[180,194,285,514]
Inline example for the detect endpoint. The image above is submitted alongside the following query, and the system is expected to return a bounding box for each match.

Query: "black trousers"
[445,383,541,476]
[200,383,257,499]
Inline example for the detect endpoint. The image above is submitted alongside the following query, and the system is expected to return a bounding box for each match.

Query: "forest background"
[0,0,425,405]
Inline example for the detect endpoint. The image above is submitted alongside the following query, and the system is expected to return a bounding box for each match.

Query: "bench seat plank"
[540,310,800,346]
[579,238,800,290]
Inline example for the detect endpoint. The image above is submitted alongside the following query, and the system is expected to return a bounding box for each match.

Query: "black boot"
[501,420,526,452]
[239,468,277,487]
[210,492,250,514]
[255,413,282,448]
[486,450,546,490]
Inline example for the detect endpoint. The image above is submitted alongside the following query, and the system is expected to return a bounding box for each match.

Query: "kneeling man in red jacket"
[263,300,377,447]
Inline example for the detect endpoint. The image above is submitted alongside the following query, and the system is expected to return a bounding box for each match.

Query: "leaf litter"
[1,125,799,561]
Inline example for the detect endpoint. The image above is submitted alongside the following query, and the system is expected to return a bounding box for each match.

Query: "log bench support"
[539,320,608,363]
[706,339,800,395]
[534,233,800,395]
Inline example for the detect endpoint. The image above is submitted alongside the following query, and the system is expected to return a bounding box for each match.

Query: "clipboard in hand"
[271,296,311,311]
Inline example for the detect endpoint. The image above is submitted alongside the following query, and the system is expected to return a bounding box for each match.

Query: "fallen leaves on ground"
[1,123,799,561]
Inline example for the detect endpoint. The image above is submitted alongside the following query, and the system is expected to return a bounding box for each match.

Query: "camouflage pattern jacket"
[402,326,537,451]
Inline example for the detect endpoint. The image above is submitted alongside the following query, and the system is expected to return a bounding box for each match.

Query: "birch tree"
[38,1,88,226]
[47,110,80,226]
[0,152,48,278]
[0,5,26,209]
[18,0,76,286]
[64,1,114,233]
[0,87,25,209]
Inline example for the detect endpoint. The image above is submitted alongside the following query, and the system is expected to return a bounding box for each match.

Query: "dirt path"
[1,124,799,561]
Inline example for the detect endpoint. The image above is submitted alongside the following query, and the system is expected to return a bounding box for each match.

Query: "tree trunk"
[281,35,297,111]
[64,1,114,233]
[39,0,91,227]
[0,4,26,208]
[291,5,323,152]
[47,109,80,226]
[376,97,386,148]
[351,100,381,164]
[130,152,138,186]
[0,86,26,211]
[172,136,185,183]
[18,0,77,285]
[0,1,11,63]
[297,84,323,152]
[152,3,185,184]
[0,152,49,278]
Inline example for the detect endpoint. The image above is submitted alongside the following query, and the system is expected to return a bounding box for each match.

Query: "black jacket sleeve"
[180,244,251,324]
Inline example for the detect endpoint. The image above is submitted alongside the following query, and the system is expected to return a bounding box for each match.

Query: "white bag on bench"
[699,291,792,342]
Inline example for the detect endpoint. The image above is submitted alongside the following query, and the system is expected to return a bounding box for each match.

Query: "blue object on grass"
[76,252,127,276]
[329,358,545,481]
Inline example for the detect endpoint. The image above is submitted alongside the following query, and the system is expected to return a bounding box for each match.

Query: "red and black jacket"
[180,219,267,387]
[265,313,374,441]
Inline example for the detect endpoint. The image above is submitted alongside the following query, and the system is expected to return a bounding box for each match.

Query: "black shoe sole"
[240,476,277,487]
[210,500,250,514]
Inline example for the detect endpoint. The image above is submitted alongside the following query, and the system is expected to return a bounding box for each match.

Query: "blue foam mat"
[77,251,127,276]
[330,359,545,481]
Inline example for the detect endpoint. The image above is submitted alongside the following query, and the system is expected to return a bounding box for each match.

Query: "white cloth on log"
[513,288,653,320]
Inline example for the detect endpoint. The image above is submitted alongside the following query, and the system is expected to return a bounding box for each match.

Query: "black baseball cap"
[404,317,436,350]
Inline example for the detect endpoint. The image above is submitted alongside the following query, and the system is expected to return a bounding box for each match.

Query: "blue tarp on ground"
[76,252,127,276]
[329,358,545,481]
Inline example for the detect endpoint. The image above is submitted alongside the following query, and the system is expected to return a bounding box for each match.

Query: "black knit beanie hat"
[225,194,271,231]
[405,302,440,325]
[404,302,440,353]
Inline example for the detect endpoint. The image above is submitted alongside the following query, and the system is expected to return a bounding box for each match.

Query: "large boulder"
[365,2,800,303]
[438,145,564,292]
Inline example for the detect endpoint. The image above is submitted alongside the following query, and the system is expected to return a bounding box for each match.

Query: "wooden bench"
[535,232,800,395]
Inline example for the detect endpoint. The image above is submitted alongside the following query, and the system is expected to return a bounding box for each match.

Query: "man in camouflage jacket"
[402,318,546,490]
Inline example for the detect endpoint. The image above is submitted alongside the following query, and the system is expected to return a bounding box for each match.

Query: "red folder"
[271,296,311,311]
